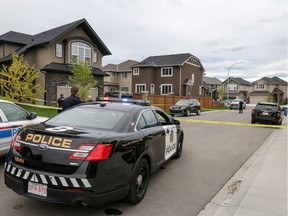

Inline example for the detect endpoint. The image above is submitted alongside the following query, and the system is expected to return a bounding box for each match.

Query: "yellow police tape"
[175,118,288,129]
[17,102,60,110]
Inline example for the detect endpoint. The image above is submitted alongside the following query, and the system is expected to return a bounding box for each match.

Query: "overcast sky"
[1,0,287,81]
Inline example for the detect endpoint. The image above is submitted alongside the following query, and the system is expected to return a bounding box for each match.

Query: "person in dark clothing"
[239,100,244,114]
[56,94,65,113]
[62,87,83,111]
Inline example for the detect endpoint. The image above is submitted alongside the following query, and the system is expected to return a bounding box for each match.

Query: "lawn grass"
[20,104,58,118]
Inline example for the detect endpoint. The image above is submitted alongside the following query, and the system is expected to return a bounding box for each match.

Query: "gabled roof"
[223,77,251,86]
[0,31,33,45]
[132,53,205,71]
[102,60,139,72]
[0,18,111,63]
[203,76,222,85]
[252,76,287,85]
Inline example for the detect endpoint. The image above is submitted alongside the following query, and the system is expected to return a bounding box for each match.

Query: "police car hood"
[13,123,120,173]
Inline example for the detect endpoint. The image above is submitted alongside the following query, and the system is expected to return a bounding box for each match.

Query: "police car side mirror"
[173,119,180,125]
[29,112,37,119]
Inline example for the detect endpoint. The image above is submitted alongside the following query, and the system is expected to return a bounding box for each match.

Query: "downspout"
[179,65,182,96]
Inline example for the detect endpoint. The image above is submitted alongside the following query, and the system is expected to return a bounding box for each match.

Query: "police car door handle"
[146,135,154,140]
[166,129,170,134]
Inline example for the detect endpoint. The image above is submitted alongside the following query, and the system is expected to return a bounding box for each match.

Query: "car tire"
[170,114,174,117]
[185,109,190,116]
[174,133,183,159]
[125,158,149,204]
[196,109,201,115]
[251,119,255,124]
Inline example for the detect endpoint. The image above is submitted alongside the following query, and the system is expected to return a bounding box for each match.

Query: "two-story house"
[222,77,251,102]
[101,60,139,94]
[0,18,111,104]
[131,53,205,97]
[249,76,287,104]
[202,76,222,100]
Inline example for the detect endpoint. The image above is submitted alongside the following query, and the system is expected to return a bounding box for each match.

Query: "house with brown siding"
[131,53,205,97]
[0,18,111,104]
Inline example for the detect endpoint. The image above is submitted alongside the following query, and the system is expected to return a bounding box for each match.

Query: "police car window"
[140,110,158,128]
[46,107,125,130]
[155,109,171,125]
[0,103,28,121]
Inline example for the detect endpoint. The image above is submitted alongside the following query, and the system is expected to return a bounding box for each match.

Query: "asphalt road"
[0,107,275,216]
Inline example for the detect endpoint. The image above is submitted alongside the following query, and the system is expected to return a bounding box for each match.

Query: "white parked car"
[229,99,246,110]
[0,99,48,157]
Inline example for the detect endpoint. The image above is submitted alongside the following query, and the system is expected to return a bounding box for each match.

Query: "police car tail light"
[11,134,22,151]
[69,144,113,161]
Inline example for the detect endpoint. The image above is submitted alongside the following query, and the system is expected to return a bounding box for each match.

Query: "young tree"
[0,53,43,102]
[69,61,97,100]
[219,84,225,100]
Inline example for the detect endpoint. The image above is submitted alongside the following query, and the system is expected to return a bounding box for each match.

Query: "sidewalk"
[198,118,288,216]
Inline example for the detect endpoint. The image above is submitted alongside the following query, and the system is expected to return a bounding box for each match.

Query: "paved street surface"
[0,107,285,216]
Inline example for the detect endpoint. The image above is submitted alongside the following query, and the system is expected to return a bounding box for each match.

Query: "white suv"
[230,99,246,110]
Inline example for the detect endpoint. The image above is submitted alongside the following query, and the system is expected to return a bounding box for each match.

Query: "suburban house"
[202,76,222,101]
[101,60,139,93]
[131,53,205,97]
[249,76,288,104]
[0,18,111,104]
[222,77,251,102]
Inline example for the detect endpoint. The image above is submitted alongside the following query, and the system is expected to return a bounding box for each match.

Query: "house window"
[110,72,116,77]
[161,67,173,77]
[133,68,139,75]
[71,41,92,65]
[121,72,128,78]
[56,44,63,58]
[256,84,264,89]
[135,84,146,93]
[93,50,97,63]
[121,87,129,92]
[161,84,172,95]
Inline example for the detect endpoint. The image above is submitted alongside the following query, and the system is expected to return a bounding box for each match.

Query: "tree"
[69,61,97,100]
[219,85,225,100]
[0,53,43,102]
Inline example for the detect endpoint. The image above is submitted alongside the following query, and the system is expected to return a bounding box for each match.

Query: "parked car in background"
[251,102,284,125]
[105,91,133,98]
[169,99,201,116]
[0,99,48,157]
[230,99,246,110]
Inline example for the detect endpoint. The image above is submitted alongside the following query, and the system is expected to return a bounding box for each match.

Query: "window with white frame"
[135,84,146,93]
[256,84,264,89]
[161,84,172,95]
[161,67,173,77]
[133,68,139,75]
[121,72,128,78]
[93,50,97,63]
[56,44,63,58]
[71,41,92,65]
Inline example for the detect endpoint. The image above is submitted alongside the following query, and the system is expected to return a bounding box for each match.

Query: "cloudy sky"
[1,0,287,81]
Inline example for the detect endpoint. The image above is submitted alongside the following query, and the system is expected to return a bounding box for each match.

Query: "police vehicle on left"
[0,99,48,157]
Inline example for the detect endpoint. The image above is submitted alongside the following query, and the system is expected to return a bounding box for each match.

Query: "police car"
[0,99,48,157]
[4,98,184,206]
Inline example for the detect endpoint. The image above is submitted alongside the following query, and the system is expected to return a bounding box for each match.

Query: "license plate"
[28,181,47,197]
[262,112,268,115]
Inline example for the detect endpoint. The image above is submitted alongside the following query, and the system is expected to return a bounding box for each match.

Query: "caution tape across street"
[176,118,288,129]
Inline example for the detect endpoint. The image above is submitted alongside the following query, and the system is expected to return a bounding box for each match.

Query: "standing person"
[239,100,244,114]
[56,94,65,113]
[62,87,83,111]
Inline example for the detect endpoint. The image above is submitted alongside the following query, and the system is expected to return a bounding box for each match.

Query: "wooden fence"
[133,93,223,111]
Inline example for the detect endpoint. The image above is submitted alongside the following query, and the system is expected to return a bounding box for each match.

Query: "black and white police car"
[4,98,184,206]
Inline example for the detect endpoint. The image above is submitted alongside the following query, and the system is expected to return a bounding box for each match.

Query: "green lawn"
[20,104,58,118]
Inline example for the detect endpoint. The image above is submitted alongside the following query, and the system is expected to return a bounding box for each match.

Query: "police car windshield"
[46,107,126,130]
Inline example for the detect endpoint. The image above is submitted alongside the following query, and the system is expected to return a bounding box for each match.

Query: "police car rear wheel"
[126,158,149,204]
